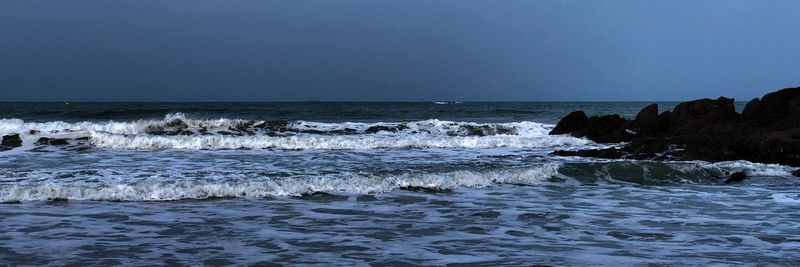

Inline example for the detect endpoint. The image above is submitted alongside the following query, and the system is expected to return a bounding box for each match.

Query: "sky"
[1,0,799,101]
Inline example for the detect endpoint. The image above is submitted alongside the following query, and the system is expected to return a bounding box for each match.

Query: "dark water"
[1,102,798,266]
[0,101,702,123]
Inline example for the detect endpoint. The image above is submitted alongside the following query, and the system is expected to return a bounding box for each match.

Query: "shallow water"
[2,102,797,266]
[3,179,799,266]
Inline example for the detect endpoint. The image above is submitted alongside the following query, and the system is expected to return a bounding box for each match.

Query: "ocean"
[1,102,798,266]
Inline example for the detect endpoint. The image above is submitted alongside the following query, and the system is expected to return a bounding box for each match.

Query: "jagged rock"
[632,104,659,135]
[793,169,800,177]
[666,97,739,134]
[1,134,23,151]
[724,171,748,184]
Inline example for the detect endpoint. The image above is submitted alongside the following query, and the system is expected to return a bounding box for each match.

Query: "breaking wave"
[0,164,560,202]
[0,113,594,150]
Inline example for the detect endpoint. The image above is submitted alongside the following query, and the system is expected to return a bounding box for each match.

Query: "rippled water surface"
[2,102,798,266]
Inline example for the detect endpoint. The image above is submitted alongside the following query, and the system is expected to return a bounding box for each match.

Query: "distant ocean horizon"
[1,101,796,266]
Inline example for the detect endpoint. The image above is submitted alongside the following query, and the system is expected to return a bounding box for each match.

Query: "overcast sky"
[1,0,799,101]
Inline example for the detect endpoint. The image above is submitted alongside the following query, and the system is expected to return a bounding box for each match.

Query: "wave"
[0,113,595,150]
[0,164,560,202]
[1,158,795,202]
[558,160,796,185]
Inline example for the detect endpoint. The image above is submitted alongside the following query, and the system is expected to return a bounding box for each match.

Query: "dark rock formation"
[550,111,588,135]
[631,104,660,135]
[451,124,517,136]
[793,169,800,177]
[1,134,23,151]
[550,87,800,167]
[666,97,739,134]
[746,87,800,122]
[724,171,748,184]
[36,137,70,146]
[742,98,761,120]
[365,124,409,134]
[550,111,633,143]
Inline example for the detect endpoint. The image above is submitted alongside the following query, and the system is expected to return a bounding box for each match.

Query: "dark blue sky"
[1,1,799,101]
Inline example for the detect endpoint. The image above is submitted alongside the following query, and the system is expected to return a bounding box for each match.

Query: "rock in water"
[1,134,23,151]
[550,111,632,143]
[550,111,588,135]
[751,87,800,121]
[36,137,70,146]
[724,171,748,184]
[548,87,800,167]
[632,103,659,135]
[742,98,762,120]
[793,169,800,177]
[666,97,739,134]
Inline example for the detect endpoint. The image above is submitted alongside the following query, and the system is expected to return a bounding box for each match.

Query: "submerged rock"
[550,87,800,167]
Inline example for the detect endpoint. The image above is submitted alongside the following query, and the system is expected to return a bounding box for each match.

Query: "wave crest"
[0,164,560,202]
[0,114,594,150]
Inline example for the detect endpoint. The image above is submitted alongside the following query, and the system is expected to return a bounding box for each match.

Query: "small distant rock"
[724,171,748,184]
[36,137,70,146]
[793,169,800,177]
[1,134,23,151]
[365,124,409,134]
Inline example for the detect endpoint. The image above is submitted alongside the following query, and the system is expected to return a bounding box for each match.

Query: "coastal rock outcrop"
[550,87,800,167]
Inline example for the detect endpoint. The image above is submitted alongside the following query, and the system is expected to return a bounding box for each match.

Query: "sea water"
[1,102,798,265]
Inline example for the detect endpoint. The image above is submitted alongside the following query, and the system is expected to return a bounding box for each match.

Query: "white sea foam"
[87,131,590,150]
[0,164,560,202]
[0,114,594,150]
[708,160,796,177]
